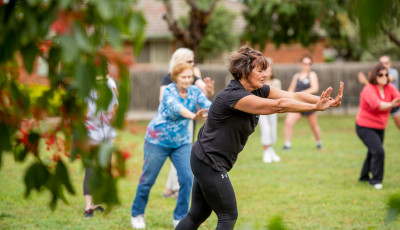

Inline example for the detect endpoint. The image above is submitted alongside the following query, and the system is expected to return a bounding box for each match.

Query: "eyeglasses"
[378,73,388,77]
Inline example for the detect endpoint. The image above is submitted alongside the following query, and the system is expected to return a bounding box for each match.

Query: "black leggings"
[356,124,385,185]
[176,154,238,230]
[83,168,92,195]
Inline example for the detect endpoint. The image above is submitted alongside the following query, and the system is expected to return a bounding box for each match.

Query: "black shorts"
[390,106,400,116]
[301,111,315,117]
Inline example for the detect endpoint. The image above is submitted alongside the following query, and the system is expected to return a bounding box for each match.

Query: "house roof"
[137,0,246,40]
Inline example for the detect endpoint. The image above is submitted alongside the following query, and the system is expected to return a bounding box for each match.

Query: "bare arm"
[159,85,167,102]
[179,107,208,120]
[233,82,344,115]
[269,86,319,104]
[195,78,214,98]
[301,72,319,94]
[287,74,298,92]
[380,98,400,110]
[357,72,369,85]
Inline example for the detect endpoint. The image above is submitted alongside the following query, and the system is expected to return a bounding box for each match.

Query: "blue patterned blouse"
[145,83,212,148]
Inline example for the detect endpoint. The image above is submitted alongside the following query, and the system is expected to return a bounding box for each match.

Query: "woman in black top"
[175,45,344,230]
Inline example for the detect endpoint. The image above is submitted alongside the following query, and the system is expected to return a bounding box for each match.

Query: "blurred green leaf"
[14,143,28,162]
[24,162,50,197]
[0,124,13,154]
[90,167,120,208]
[98,142,114,169]
[113,65,129,128]
[74,59,97,100]
[95,0,113,21]
[74,23,93,53]
[59,35,79,63]
[268,216,286,230]
[20,43,39,74]
[107,25,122,50]
[55,160,75,194]
[387,193,400,223]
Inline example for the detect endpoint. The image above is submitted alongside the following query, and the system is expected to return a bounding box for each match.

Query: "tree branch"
[379,23,400,47]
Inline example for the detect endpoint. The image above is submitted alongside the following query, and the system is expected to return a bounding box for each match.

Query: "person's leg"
[164,163,179,198]
[188,154,238,229]
[283,113,301,148]
[391,107,400,129]
[306,112,322,144]
[259,115,272,163]
[83,167,94,217]
[176,178,213,230]
[355,125,385,185]
[170,144,193,221]
[131,141,170,217]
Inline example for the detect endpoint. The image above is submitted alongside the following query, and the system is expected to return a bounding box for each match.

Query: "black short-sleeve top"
[192,79,270,171]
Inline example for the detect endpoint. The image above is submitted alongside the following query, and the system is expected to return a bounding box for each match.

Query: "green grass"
[1,115,400,229]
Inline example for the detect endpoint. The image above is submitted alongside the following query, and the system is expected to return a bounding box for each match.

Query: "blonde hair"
[169,48,194,72]
[171,63,194,83]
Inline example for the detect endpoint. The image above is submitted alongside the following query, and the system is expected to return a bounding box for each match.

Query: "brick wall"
[262,39,326,63]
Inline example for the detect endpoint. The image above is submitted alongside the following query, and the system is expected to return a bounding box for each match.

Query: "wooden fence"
[129,62,400,118]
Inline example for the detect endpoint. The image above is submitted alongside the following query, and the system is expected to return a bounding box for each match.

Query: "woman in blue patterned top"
[131,63,212,229]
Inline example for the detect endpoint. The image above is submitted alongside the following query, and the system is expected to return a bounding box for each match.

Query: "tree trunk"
[162,0,218,62]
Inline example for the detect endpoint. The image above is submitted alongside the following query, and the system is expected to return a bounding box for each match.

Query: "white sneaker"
[131,215,145,229]
[270,147,281,162]
[374,184,383,190]
[263,149,272,163]
[172,219,181,228]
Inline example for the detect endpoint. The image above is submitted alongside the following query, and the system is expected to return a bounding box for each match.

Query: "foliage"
[241,0,400,61]
[348,0,400,47]
[179,5,238,62]
[0,0,145,210]
[159,0,237,62]
[387,193,400,223]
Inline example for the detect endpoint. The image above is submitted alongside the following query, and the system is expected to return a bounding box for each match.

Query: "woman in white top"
[259,62,281,163]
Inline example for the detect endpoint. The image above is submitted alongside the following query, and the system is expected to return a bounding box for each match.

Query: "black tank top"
[295,73,311,92]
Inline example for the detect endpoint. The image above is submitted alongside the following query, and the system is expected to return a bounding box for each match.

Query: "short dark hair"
[228,45,268,80]
[369,64,389,85]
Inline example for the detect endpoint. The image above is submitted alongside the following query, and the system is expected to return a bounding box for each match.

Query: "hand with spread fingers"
[329,81,344,108]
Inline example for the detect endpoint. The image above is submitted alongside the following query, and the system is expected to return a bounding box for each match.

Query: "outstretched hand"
[329,81,344,108]
[203,77,215,97]
[193,108,209,121]
[315,82,344,111]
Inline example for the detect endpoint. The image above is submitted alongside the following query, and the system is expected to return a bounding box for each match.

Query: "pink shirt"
[356,83,400,129]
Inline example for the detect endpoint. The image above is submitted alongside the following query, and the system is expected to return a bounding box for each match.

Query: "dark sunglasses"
[378,73,388,77]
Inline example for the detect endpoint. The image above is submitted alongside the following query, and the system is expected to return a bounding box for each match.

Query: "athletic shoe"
[316,143,323,150]
[270,147,281,162]
[163,190,179,200]
[93,204,104,212]
[84,208,94,218]
[263,149,272,163]
[131,214,145,229]
[282,145,291,150]
[373,183,383,190]
[172,219,181,228]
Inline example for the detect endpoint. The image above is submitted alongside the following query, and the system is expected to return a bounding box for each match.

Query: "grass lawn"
[1,114,400,229]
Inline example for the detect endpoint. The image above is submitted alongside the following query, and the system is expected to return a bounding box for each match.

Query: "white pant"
[259,114,278,146]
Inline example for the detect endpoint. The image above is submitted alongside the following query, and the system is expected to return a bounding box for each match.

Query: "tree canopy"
[241,0,400,61]
[0,0,145,209]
